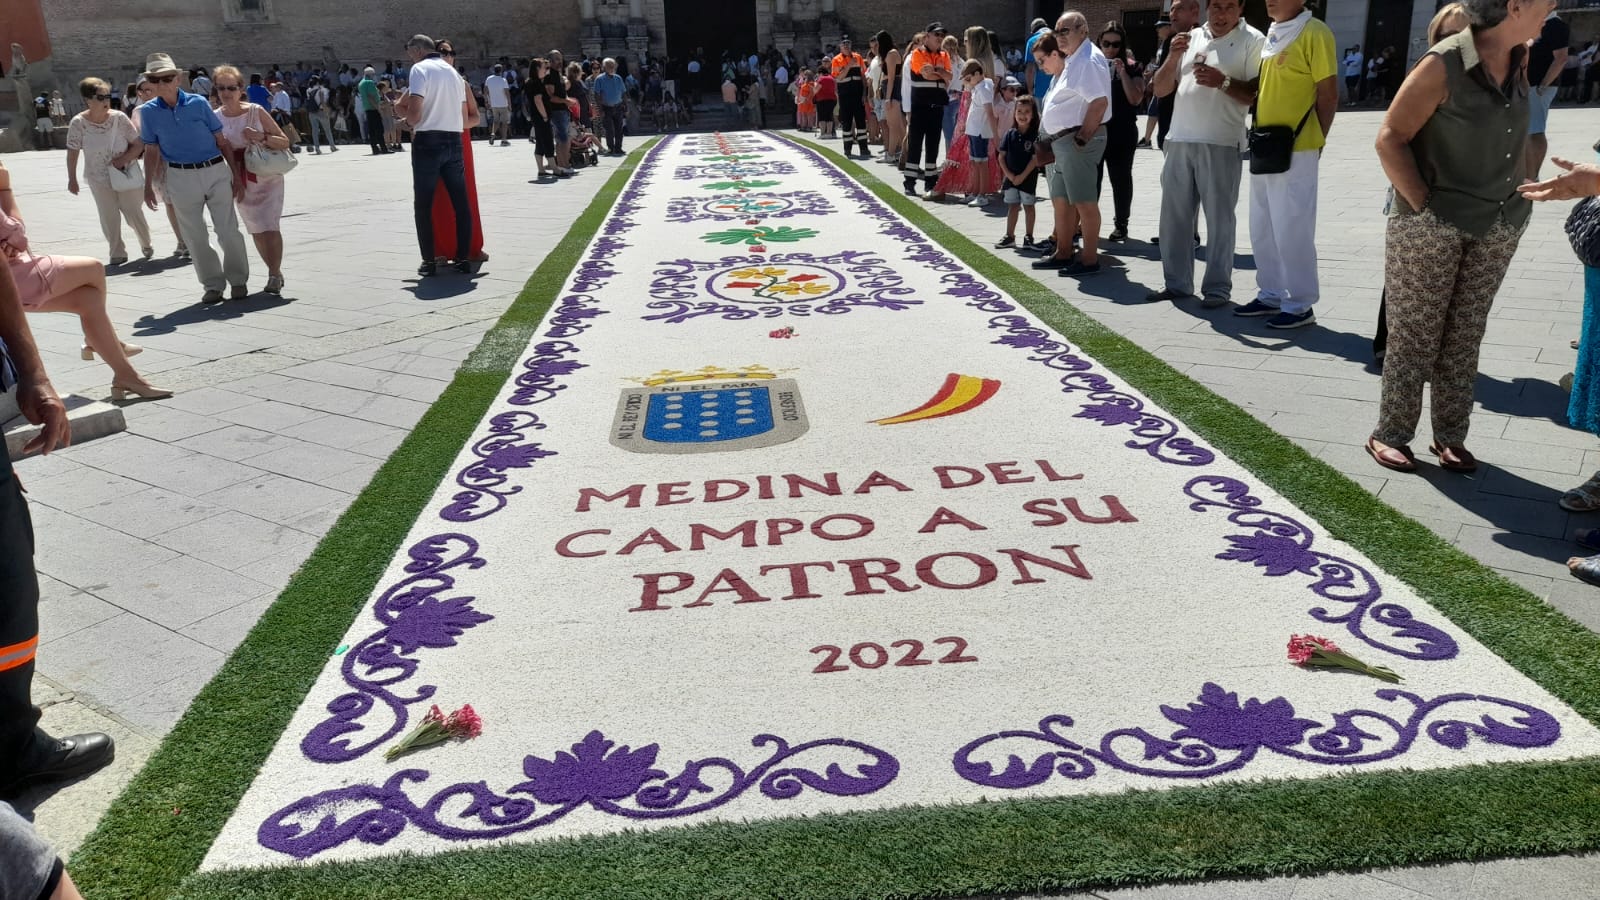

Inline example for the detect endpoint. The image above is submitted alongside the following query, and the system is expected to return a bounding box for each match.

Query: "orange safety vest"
[831,52,866,85]
[906,47,950,104]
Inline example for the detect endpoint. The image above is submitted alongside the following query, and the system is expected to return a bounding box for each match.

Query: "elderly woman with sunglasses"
[1367,0,1552,475]
[66,77,153,266]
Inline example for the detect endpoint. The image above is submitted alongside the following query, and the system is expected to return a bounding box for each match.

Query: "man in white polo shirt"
[1146,0,1263,308]
[484,64,512,146]
[395,34,475,277]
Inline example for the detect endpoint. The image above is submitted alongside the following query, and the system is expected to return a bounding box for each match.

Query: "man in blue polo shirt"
[593,57,627,156]
[138,52,249,304]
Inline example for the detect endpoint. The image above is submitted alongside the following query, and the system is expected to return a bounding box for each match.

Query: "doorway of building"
[664,0,758,105]
[1122,9,1163,68]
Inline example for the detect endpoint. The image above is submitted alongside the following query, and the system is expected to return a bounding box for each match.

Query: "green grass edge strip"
[64,141,659,899]
[100,134,1600,900]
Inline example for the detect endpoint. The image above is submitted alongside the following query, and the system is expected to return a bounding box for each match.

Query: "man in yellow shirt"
[1233,0,1337,330]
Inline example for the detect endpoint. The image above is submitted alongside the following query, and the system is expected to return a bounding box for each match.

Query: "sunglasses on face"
[149,75,177,83]
[217,84,241,92]
[1102,40,1122,48]
[92,93,111,101]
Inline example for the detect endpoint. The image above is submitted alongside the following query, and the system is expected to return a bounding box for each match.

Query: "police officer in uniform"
[0,221,115,798]
[902,25,953,197]
[831,37,869,158]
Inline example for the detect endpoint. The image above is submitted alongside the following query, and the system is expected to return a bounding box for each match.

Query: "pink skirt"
[8,252,62,310]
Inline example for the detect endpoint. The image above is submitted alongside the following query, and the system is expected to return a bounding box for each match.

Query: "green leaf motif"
[699,225,820,246]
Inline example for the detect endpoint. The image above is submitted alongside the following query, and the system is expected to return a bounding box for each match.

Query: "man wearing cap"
[138,52,250,304]
[396,33,474,277]
[831,37,869,158]
[358,66,386,155]
[902,26,953,197]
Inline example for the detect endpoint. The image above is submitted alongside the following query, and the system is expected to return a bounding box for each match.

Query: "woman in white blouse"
[65,77,152,265]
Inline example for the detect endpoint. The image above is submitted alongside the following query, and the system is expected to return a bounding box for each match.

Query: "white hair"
[603,57,616,67]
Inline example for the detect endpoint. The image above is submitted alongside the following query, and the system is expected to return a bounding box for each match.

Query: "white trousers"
[1249,149,1320,314]
[165,162,249,292]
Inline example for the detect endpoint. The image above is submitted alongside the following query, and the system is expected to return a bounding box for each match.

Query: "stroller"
[569,124,601,168]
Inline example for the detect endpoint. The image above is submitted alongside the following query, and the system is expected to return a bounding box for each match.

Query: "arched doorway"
[664,0,759,102]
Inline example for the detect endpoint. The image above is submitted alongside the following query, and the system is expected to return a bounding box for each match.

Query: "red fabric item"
[814,75,837,102]
[935,91,1001,196]
[431,130,484,261]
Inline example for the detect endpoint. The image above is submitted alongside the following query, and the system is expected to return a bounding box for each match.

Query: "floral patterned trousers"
[1372,210,1524,447]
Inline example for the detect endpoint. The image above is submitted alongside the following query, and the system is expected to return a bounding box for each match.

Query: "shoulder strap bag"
[243,105,298,178]
[1247,104,1314,175]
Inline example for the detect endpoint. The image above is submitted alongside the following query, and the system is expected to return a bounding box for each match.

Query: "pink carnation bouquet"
[385,703,483,761]
[1287,634,1401,683]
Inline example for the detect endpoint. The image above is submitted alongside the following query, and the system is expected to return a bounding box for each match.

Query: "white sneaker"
[967,196,986,207]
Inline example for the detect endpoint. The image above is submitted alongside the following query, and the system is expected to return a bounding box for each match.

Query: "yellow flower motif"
[729,268,764,278]
[767,283,802,295]
[799,282,830,295]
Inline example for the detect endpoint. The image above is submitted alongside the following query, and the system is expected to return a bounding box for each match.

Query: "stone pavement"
[1,140,633,853]
[3,106,1598,896]
[795,110,1600,900]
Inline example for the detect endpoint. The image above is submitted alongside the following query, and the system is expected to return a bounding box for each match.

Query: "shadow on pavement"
[402,274,483,301]
[117,256,193,277]
[130,293,297,335]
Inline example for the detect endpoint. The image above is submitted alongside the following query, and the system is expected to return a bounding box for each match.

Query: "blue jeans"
[549,107,571,143]
[411,130,471,262]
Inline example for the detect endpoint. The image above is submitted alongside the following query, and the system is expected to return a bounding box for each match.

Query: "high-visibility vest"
[906,47,950,105]
[831,52,865,85]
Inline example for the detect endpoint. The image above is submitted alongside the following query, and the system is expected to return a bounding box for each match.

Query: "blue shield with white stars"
[610,379,808,454]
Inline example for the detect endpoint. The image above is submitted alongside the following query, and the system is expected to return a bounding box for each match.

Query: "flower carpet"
[72,135,1600,899]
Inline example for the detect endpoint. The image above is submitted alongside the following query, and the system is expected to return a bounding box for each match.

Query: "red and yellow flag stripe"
[872,374,1001,425]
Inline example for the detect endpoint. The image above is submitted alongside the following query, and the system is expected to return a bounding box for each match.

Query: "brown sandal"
[1366,438,1417,472]
[1428,443,1478,473]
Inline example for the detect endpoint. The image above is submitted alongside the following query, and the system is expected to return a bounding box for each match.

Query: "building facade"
[20,0,1183,98]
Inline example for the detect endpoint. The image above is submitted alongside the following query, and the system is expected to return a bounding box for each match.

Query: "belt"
[168,156,225,170]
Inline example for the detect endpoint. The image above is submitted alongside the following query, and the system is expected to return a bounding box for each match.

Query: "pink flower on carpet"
[769,326,795,339]
[1286,634,1400,683]
[385,702,484,761]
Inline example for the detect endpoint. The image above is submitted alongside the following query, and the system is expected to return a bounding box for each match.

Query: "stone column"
[579,0,603,59]
[819,0,840,51]
[627,0,651,65]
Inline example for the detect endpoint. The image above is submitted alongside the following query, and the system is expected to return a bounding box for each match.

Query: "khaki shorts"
[491,106,511,126]
[1047,131,1106,204]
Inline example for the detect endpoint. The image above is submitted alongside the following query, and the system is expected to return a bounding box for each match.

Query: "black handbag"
[1566,197,1600,269]
[1247,105,1315,175]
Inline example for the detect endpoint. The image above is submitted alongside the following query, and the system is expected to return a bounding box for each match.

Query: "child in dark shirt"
[995,96,1041,249]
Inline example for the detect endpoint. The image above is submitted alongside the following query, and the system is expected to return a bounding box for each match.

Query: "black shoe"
[1108,226,1128,242]
[453,259,473,274]
[0,732,115,796]
[903,180,917,196]
[418,261,438,277]
[1031,255,1074,270]
[995,235,1016,249]
[1059,260,1102,277]
[1150,236,1160,245]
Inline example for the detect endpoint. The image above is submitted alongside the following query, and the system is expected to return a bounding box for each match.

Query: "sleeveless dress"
[217,103,286,234]
[0,212,63,310]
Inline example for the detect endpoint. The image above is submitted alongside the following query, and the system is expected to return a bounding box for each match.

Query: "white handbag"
[244,143,298,177]
[107,160,143,192]
[242,105,298,177]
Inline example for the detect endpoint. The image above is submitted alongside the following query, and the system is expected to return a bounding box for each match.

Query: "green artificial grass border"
[72,133,1600,899]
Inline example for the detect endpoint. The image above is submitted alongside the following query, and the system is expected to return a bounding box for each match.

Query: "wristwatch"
[1221,75,1233,92]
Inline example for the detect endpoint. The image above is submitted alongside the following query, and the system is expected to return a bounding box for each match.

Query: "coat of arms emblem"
[611,365,808,454]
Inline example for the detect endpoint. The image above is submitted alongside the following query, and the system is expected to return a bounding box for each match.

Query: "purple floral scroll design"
[300,534,490,764]
[262,729,900,860]
[674,161,797,179]
[986,315,1215,466]
[1184,475,1459,661]
[439,412,554,523]
[953,681,1560,787]
[665,190,835,223]
[603,136,668,237]
[644,250,922,323]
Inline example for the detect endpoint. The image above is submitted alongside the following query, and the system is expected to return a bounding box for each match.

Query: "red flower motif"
[725,281,763,288]
[745,219,760,225]
[787,274,823,282]
[750,245,767,253]
[445,704,483,739]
